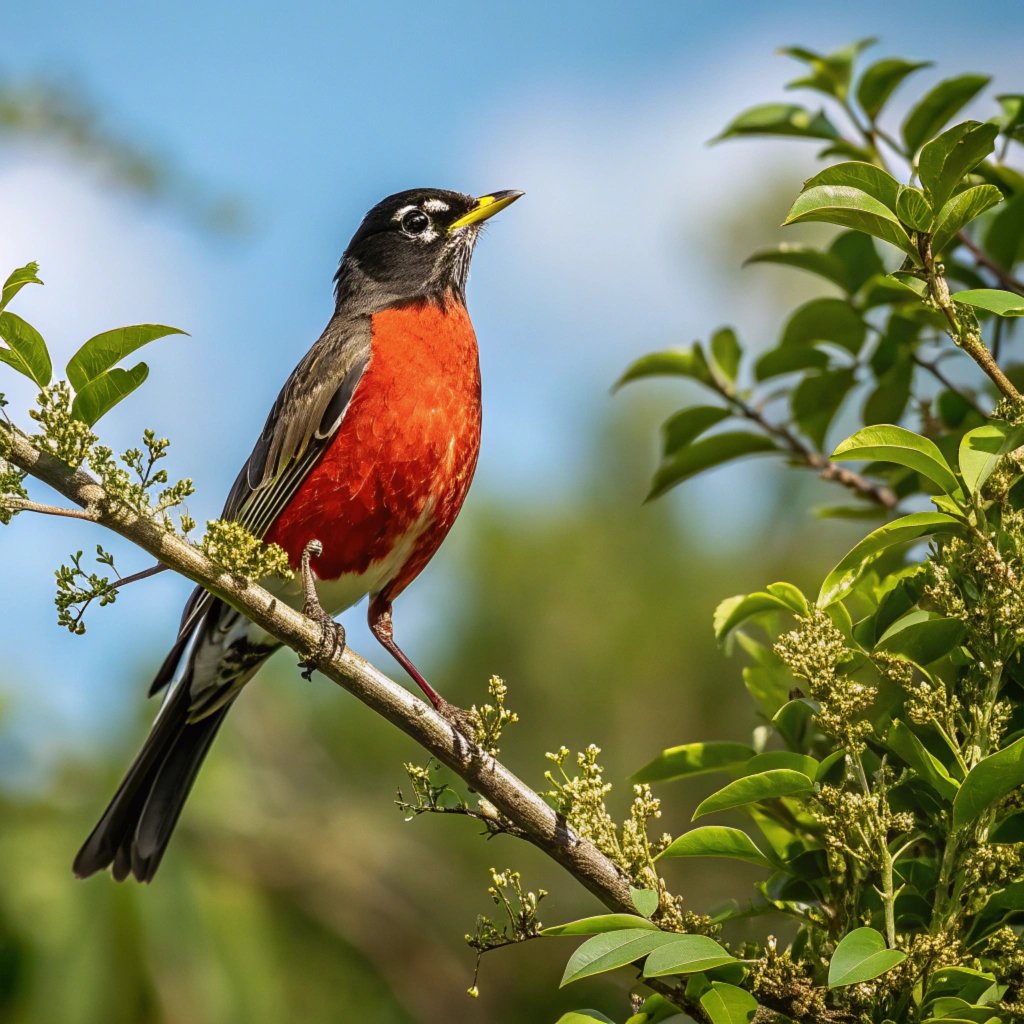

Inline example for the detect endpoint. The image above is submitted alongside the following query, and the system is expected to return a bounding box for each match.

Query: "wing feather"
[222,311,372,534]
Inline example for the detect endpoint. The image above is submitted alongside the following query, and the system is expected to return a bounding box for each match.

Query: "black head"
[334,188,523,310]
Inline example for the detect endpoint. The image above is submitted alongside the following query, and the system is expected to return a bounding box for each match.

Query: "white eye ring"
[401,209,430,235]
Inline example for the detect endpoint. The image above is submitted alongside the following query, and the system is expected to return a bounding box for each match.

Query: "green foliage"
[5,34,1024,1024]
[827,927,907,988]
[563,38,1024,1024]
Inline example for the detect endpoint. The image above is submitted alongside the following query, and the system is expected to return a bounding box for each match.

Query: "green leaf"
[901,74,991,155]
[661,406,731,457]
[830,230,885,292]
[792,368,856,449]
[863,358,912,425]
[856,58,932,120]
[887,721,960,800]
[738,751,818,781]
[816,749,848,782]
[647,432,777,500]
[616,344,713,389]
[953,735,1024,832]
[818,511,961,606]
[65,324,186,391]
[783,186,916,257]
[710,328,742,382]
[716,103,839,142]
[643,935,736,977]
[918,121,999,211]
[959,422,1024,496]
[832,424,961,495]
[692,770,814,821]
[951,289,1024,317]
[633,742,756,784]
[995,93,1024,137]
[932,185,1004,254]
[984,192,1024,271]
[1,261,43,311]
[560,929,679,987]
[70,364,150,426]
[543,915,659,937]
[555,1012,616,1024]
[828,927,907,988]
[781,38,876,100]
[925,966,1003,1007]
[744,245,850,290]
[0,311,51,386]
[896,186,933,232]
[630,887,659,919]
[714,591,799,640]
[699,982,759,1024]
[803,161,901,210]
[876,613,966,666]
[754,345,829,381]
[765,581,811,615]
[660,827,774,869]
[781,298,866,353]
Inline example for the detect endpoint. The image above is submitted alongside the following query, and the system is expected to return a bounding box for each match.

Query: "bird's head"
[335,188,523,309]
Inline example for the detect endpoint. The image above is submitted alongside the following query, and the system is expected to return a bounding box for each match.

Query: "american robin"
[73,187,523,881]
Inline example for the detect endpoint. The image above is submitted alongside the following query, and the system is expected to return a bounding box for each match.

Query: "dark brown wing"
[222,309,373,534]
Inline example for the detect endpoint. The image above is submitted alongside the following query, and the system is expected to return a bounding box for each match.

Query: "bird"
[73,187,523,882]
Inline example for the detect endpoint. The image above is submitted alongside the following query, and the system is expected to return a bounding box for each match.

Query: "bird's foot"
[434,697,478,739]
[298,539,346,680]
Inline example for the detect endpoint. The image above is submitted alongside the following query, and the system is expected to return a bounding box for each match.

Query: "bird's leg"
[368,594,474,735]
[298,539,345,680]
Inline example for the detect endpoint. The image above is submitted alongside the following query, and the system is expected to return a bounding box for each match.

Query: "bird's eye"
[401,210,430,235]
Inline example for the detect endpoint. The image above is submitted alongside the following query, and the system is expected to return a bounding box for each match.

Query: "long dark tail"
[73,677,231,883]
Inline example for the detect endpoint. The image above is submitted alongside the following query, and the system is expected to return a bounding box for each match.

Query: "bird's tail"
[72,671,231,883]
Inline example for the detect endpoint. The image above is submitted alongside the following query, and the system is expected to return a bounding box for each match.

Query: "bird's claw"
[434,697,478,739]
[298,539,345,679]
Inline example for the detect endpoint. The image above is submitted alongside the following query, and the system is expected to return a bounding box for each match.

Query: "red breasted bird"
[73,188,523,882]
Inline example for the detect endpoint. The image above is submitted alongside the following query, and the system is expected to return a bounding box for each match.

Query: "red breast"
[263,296,482,596]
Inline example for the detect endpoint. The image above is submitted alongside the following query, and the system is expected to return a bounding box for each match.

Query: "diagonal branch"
[3,421,851,1023]
[4,421,632,903]
[723,392,899,510]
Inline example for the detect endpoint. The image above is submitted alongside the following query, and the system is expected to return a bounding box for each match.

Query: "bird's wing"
[147,311,373,698]
[222,310,373,534]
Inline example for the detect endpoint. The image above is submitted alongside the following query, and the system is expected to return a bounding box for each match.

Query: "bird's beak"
[448,190,524,231]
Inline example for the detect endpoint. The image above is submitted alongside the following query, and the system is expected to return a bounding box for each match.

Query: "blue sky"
[2,0,1022,756]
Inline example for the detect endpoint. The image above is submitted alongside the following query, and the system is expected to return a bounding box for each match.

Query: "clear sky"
[2,0,1022,758]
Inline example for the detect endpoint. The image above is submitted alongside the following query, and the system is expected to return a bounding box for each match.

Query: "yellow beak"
[448,190,525,231]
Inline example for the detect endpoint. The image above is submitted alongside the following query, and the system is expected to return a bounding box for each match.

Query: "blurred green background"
[2,3,1021,1022]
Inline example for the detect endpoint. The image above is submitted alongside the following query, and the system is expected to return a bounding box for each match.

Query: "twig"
[910,353,985,416]
[109,562,168,588]
[717,389,899,509]
[957,231,1024,297]
[4,497,96,521]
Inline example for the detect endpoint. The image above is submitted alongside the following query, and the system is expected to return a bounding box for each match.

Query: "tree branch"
[727,395,899,510]
[957,231,1024,297]
[4,497,96,520]
[4,420,852,1022]
[919,234,1023,405]
[4,421,634,904]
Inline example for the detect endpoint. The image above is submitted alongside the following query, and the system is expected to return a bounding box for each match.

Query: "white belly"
[245,505,436,645]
